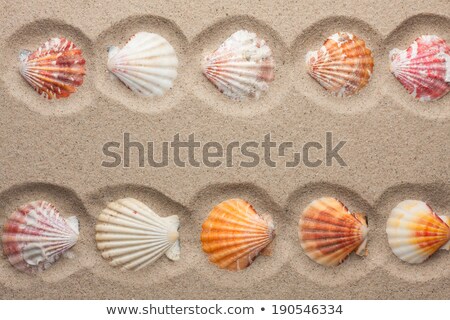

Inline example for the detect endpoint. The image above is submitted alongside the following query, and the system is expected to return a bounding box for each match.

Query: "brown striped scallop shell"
[299,197,368,266]
[305,32,374,97]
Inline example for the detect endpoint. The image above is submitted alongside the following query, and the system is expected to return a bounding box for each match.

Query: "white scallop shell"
[107,32,179,96]
[2,200,79,274]
[95,198,180,271]
[202,29,275,101]
[387,200,450,264]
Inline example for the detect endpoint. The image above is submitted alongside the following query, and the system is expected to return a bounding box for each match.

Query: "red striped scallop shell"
[19,37,86,99]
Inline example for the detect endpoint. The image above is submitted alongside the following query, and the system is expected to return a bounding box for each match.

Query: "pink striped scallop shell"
[390,35,450,101]
[2,200,79,273]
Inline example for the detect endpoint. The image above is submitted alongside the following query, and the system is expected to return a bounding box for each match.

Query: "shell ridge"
[208,237,271,264]
[113,44,177,62]
[111,71,167,96]
[201,234,273,250]
[204,213,269,233]
[98,211,168,233]
[101,238,170,258]
[113,67,175,87]
[121,241,174,271]
[203,73,252,97]
[99,210,169,232]
[205,68,272,87]
[7,204,76,238]
[108,200,169,230]
[300,213,361,230]
[95,223,169,236]
[101,207,157,227]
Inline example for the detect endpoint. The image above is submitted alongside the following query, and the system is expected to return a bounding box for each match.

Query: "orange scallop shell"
[306,32,374,97]
[299,197,368,266]
[201,198,275,271]
[19,37,86,99]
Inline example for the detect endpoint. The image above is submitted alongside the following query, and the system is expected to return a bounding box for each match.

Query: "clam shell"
[299,197,369,266]
[19,38,86,99]
[2,201,79,273]
[107,32,179,96]
[387,200,450,264]
[202,30,275,101]
[306,32,374,97]
[95,198,180,271]
[201,198,275,271]
[389,35,450,101]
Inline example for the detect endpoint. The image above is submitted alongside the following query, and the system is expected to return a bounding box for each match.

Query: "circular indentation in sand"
[84,184,194,286]
[188,16,293,117]
[382,14,450,119]
[93,15,188,114]
[374,183,450,282]
[188,183,291,288]
[292,16,383,114]
[286,183,377,286]
[0,182,91,289]
[0,19,95,116]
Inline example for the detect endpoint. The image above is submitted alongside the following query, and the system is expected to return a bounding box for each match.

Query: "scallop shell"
[306,32,374,97]
[202,30,275,101]
[201,198,275,271]
[19,38,86,99]
[107,32,179,96]
[386,200,450,264]
[2,201,79,273]
[389,35,450,101]
[95,198,180,271]
[299,197,369,266]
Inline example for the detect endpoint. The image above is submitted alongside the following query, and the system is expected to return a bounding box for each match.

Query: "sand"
[0,0,449,299]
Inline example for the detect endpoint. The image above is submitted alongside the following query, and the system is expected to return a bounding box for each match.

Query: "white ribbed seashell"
[2,200,79,274]
[202,29,275,101]
[95,198,180,271]
[107,32,179,96]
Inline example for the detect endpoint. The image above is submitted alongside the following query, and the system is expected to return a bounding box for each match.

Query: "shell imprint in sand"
[19,38,86,99]
[306,32,374,97]
[107,32,179,96]
[202,30,275,101]
[299,197,369,267]
[2,201,79,274]
[201,198,275,271]
[390,35,450,101]
[387,200,450,264]
[95,198,180,271]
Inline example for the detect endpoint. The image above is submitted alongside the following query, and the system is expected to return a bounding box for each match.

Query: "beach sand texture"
[0,0,449,299]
